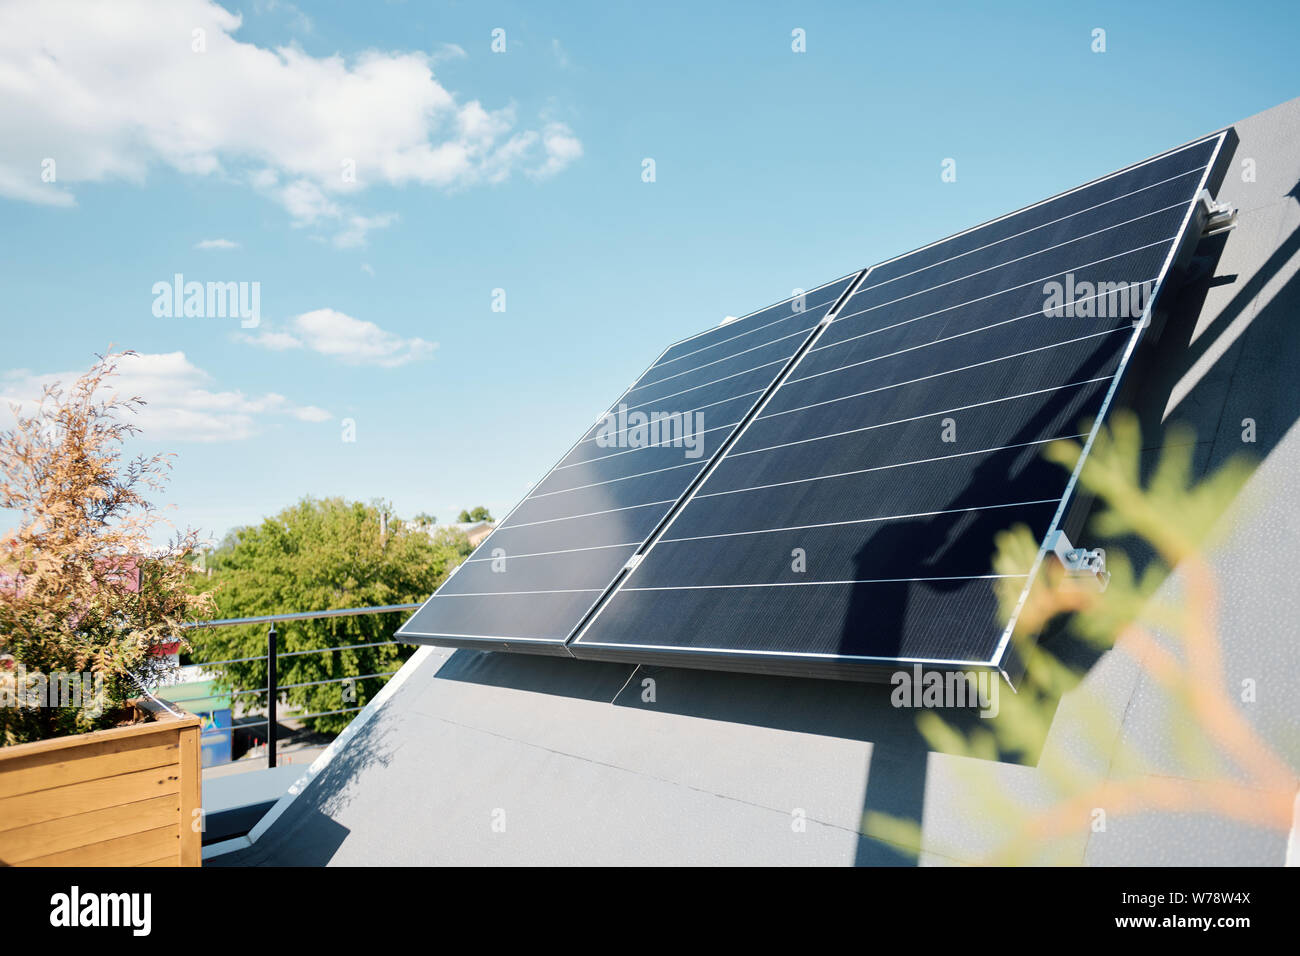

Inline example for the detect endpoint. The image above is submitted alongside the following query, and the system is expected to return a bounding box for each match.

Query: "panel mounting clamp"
[1045,529,1110,591]
[1196,189,1237,237]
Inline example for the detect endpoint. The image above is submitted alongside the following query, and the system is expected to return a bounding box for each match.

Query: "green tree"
[456,506,493,523]
[190,497,470,734]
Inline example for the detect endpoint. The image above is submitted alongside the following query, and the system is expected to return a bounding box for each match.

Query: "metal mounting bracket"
[1196,189,1237,237]
[623,553,644,572]
[1045,529,1110,591]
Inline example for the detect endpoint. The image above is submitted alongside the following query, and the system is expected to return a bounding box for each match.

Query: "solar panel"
[567,131,1233,681]
[396,272,863,653]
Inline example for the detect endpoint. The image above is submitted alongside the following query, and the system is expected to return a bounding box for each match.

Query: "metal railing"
[167,603,422,768]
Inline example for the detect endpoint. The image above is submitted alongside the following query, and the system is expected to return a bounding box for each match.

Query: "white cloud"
[275,178,340,224]
[254,0,313,34]
[290,405,332,422]
[242,309,436,367]
[195,238,239,250]
[361,263,375,277]
[1,352,330,442]
[0,0,582,221]
[0,167,76,207]
[531,123,584,179]
[432,42,467,64]
[333,212,398,249]
[241,329,302,351]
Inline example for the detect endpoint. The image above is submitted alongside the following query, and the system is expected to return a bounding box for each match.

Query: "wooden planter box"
[0,701,202,867]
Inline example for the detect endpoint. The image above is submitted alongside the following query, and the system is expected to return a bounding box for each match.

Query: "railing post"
[267,625,278,769]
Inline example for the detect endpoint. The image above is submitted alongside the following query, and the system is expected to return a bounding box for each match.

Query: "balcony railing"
[159,604,422,768]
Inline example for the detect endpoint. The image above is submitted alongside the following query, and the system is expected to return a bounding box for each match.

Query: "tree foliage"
[191,498,470,734]
[0,352,212,745]
[456,506,493,523]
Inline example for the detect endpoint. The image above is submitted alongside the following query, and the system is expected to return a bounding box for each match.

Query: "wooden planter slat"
[0,765,183,832]
[0,736,180,800]
[2,793,181,863]
[178,720,201,867]
[22,824,180,867]
[0,703,202,867]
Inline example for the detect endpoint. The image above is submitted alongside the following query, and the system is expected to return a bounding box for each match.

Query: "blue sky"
[1,0,1296,545]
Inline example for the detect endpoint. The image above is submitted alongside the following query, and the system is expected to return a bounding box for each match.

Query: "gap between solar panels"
[400,127,1238,685]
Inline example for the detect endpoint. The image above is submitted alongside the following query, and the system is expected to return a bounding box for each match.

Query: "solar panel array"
[401,131,1232,681]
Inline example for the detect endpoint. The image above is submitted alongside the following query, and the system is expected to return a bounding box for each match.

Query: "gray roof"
[212,96,1300,866]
